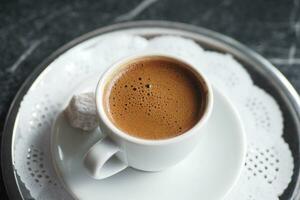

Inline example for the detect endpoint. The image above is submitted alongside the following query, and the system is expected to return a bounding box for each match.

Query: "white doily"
[13,34,294,200]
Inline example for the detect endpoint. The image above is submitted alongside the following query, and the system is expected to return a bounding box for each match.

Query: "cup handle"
[83,136,127,179]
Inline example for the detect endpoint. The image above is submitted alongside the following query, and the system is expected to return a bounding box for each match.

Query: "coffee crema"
[103,57,207,140]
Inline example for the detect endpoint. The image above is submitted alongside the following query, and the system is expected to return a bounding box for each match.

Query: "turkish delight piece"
[64,92,98,131]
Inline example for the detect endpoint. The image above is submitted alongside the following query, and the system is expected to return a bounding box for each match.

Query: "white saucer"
[51,83,246,200]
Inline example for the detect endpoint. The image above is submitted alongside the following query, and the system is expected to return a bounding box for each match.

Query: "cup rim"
[95,52,213,145]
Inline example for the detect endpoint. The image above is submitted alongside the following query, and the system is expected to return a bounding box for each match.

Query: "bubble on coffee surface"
[105,58,205,140]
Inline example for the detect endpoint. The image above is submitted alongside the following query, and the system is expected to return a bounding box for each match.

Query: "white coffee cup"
[83,53,213,179]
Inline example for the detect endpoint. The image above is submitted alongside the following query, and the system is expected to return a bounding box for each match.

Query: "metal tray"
[2,21,300,200]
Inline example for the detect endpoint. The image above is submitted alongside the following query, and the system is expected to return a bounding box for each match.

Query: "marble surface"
[0,0,299,199]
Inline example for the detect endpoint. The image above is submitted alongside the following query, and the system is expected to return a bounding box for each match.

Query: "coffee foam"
[104,57,206,140]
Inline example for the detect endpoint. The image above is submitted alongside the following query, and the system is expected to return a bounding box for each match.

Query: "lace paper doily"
[13,34,294,200]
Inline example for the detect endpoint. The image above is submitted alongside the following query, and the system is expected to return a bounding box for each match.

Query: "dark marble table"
[0,0,299,199]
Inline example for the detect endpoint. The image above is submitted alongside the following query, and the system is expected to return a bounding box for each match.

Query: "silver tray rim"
[1,20,300,200]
